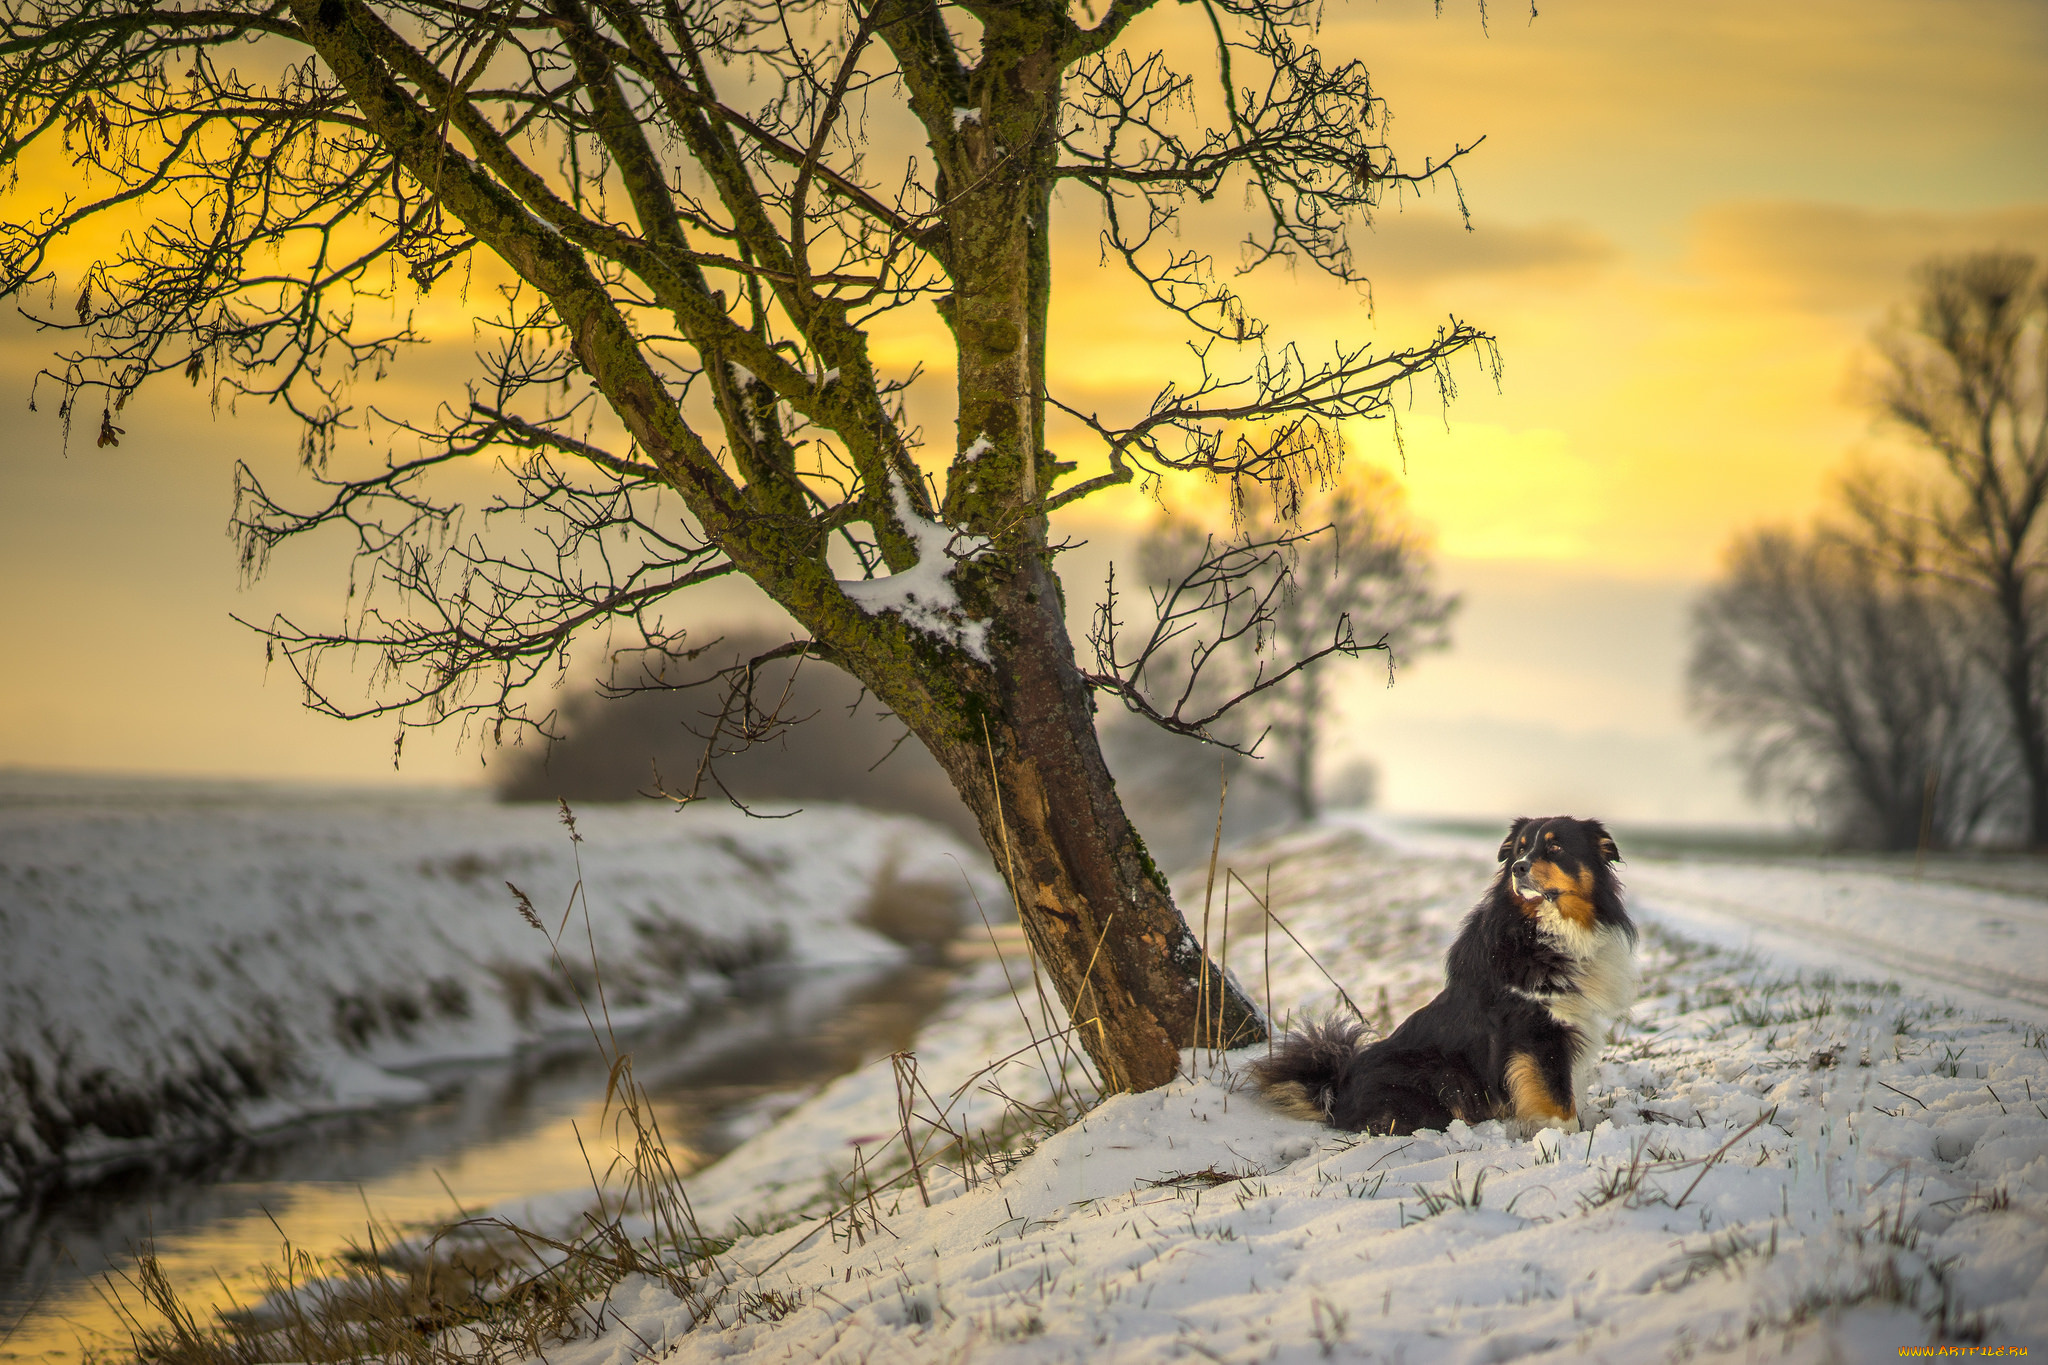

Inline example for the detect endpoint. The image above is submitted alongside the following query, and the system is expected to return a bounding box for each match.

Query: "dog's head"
[1496,816,1624,931]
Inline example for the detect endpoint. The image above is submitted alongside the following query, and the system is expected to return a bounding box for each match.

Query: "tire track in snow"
[1626,862,2048,1021]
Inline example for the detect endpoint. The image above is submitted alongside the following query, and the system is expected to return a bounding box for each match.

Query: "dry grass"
[855,860,968,962]
[93,1216,618,1364]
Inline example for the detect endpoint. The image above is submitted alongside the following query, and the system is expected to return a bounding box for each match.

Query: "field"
[10,794,2047,1361]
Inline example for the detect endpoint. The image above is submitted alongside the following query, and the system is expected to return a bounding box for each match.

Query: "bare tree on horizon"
[1690,524,2015,850]
[1845,252,2048,845]
[1121,470,1454,823]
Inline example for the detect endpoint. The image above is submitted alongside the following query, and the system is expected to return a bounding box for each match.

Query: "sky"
[1,0,2045,825]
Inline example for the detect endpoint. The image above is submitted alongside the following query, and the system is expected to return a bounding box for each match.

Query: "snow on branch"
[839,474,995,664]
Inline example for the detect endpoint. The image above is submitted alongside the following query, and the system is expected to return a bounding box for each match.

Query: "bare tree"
[1094,713,1293,870]
[1845,253,2048,844]
[1111,470,1454,821]
[1689,526,2015,850]
[0,0,1496,1088]
[495,630,981,842]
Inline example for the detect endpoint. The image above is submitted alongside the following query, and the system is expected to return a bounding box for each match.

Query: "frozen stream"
[0,960,956,1363]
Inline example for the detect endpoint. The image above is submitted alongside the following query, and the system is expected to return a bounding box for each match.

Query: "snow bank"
[0,784,993,1200]
[527,827,2048,1361]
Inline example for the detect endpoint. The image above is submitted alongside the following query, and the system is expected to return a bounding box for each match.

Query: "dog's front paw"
[1510,1113,1580,1142]
[1529,1124,1581,1163]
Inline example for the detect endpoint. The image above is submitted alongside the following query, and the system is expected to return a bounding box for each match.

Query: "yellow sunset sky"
[1,0,2044,823]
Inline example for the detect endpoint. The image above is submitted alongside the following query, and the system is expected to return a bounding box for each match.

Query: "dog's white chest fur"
[1528,907,1638,1112]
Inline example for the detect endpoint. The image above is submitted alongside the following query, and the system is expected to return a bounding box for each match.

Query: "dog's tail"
[1246,1017,1370,1123]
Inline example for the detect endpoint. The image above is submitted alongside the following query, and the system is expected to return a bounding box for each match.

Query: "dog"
[1250,816,1637,1135]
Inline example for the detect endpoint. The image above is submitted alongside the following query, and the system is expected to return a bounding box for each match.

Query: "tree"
[494,630,981,843]
[1845,253,2048,844]
[0,0,1494,1088]
[1688,525,2014,850]
[1093,714,1292,870]
[1117,468,1453,821]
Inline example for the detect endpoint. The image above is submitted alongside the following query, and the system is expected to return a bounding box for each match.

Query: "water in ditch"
[0,961,956,1362]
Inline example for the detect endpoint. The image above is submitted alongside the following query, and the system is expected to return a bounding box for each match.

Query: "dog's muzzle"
[1511,863,1553,903]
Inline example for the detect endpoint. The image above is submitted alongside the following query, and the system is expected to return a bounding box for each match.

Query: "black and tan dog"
[1251,816,1637,1135]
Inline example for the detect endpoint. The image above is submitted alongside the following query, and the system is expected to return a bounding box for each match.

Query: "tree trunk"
[809,545,1267,1090]
[1291,668,1320,824]
[916,554,1266,1091]
[1997,591,2048,847]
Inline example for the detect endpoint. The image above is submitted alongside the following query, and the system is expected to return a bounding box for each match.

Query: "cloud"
[1687,201,2048,314]
[1352,211,1615,285]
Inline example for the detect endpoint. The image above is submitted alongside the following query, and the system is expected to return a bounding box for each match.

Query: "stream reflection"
[0,961,955,1362]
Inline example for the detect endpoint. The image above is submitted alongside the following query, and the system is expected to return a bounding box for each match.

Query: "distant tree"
[1844,253,2048,844]
[495,631,980,844]
[1094,712,1292,872]
[1688,526,2014,850]
[1112,469,1454,822]
[0,0,1497,1088]
[1093,712,1377,873]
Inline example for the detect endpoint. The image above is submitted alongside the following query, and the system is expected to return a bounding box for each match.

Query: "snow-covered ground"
[0,776,994,1200]
[511,825,2048,1362]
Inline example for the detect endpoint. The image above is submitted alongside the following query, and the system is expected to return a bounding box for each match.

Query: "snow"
[963,435,994,461]
[838,472,994,663]
[1626,859,2048,1019]
[505,826,2048,1361]
[0,782,993,1198]
[952,107,981,130]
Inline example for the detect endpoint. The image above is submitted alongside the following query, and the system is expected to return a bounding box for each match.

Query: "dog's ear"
[1587,820,1622,864]
[1498,818,1529,862]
